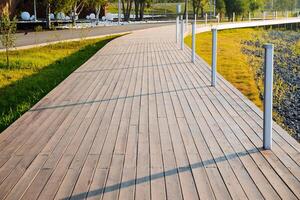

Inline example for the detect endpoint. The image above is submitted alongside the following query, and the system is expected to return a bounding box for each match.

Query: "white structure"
[50,13,55,20]
[56,12,66,20]
[90,13,96,20]
[211,28,217,86]
[263,44,274,150]
[21,12,30,20]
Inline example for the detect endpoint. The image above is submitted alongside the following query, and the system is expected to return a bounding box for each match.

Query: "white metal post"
[263,11,266,20]
[118,0,121,24]
[34,0,37,21]
[263,44,274,150]
[249,12,251,21]
[205,13,208,25]
[233,12,235,22]
[191,21,196,63]
[181,16,184,50]
[275,11,277,19]
[211,28,217,86]
[176,16,179,43]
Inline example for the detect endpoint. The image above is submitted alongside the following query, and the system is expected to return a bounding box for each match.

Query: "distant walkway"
[0,22,170,50]
[0,23,299,200]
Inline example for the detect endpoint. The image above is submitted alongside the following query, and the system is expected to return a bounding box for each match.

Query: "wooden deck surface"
[0,25,299,200]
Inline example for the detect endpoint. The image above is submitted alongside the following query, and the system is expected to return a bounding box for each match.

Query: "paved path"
[0,22,170,49]
[0,25,299,200]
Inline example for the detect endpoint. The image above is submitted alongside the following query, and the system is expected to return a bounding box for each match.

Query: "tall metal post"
[191,21,196,63]
[211,28,217,86]
[263,44,274,150]
[176,16,179,43]
[181,16,184,50]
[34,0,37,21]
[118,0,121,24]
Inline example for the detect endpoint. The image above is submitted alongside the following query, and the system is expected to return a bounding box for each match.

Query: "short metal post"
[249,12,251,21]
[217,13,220,24]
[176,16,179,43]
[191,21,196,63]
[233,12,235,22]
[275,11,277,19]
[263,44,274,150]
[211,28,217,86]
[205,13,208,25]
[181,16,184,50]
[263,11,266,20]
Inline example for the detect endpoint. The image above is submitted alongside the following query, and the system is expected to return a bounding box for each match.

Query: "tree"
[54,0,88,25]
[0,6,17,68]
[133,0,149,21]
[224,0,247,21]
[121,0,133,21]
[191,0,208,17]
[88,0,108,22]
[216,0,225,20]
[249,0,264,12]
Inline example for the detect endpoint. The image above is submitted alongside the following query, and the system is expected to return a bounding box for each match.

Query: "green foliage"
[216,0,225,14]
[249,0,265,12]
[0,36,118,133]
[0,7,17,68]
[185,28,263,108]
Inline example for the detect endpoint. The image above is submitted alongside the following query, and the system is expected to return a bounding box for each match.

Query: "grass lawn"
[185,28,263,108]
[0,35,118,133]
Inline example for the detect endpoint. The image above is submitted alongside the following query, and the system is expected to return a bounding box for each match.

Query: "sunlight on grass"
[0,36,118,132]
[185,28,263,108]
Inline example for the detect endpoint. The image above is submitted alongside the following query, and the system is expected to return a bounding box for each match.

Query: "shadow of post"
[65,148,260,200]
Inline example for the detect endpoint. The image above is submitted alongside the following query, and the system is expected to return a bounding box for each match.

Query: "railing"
[175,15,300,150]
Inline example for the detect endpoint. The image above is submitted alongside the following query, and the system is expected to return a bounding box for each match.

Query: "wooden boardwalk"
[0,25,299,200]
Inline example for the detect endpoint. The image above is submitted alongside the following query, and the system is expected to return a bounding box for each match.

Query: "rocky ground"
[241,29,300,140]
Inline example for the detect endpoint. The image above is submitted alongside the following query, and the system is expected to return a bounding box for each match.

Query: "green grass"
[185,28,263,108]
[0,36,118,132]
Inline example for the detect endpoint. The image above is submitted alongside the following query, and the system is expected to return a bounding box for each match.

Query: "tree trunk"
[139,2,145,20]
[96,6,101,22]
[72,5,77,26]
[46,3,51,29]
[134,0,139,20]
[200,6,204,18]
[183,0,187,19]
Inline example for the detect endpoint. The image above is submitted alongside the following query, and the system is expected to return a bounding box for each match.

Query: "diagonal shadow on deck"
[74,61,191,74]
[63,148,260,200]
[30,85,210,112]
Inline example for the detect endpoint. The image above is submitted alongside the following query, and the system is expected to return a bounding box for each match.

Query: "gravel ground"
[242,29,300,140]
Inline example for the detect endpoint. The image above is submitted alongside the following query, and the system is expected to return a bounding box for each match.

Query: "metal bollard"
[263,44,274,150]
[233,12,235,22]
[249,12,251,21]
[176,16,179,43]
[181,16,184,50]
[211,28,217,86]
[191,21,196,63]
[205,13,208,25]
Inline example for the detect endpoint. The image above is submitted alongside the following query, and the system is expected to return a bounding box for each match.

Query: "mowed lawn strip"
[0,35,118,133]
[185,28,263,108]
